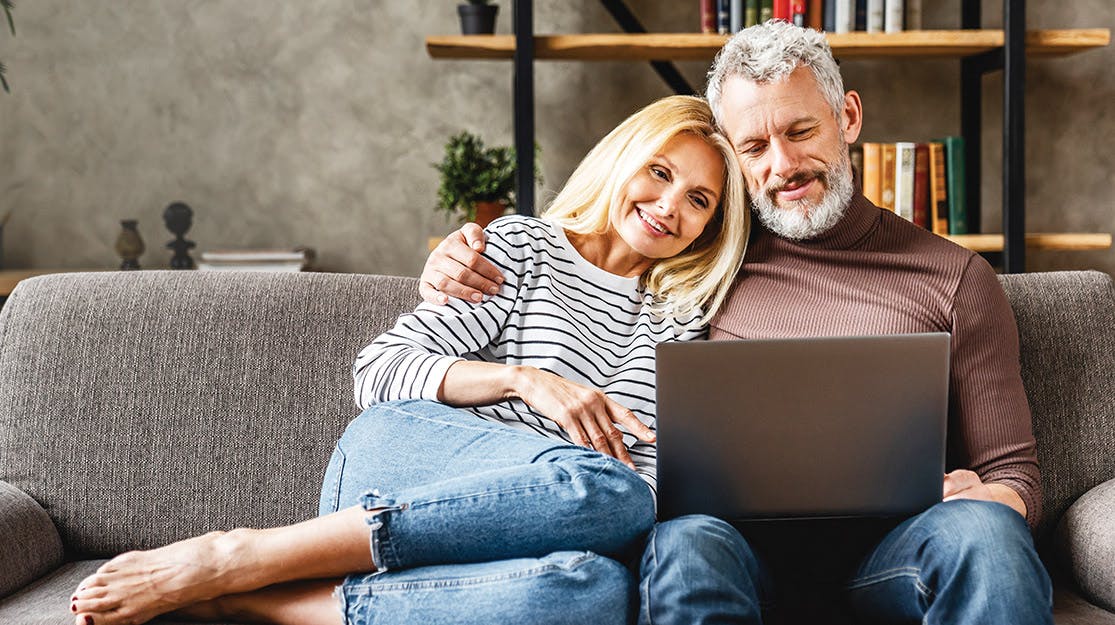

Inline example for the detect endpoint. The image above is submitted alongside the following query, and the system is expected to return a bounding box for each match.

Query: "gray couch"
[0,270,1112,624]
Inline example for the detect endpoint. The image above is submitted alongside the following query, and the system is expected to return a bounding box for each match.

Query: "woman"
[70,95,749,625]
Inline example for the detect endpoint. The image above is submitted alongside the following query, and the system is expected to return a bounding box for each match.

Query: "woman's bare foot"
[70,507,375,625]
[70,530,268,625]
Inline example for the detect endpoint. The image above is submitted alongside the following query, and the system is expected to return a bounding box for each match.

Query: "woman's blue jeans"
[639,503,1054,624]
[317,400,654,625]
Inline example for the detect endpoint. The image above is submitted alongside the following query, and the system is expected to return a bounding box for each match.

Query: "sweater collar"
[757,192,880,251]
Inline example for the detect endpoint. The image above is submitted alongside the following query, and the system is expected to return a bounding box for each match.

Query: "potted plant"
[434,131,537,227]
[458,0,499,35]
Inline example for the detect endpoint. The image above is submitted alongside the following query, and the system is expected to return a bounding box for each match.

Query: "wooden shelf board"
[427,29,1110,61]
[945,233,1112,252]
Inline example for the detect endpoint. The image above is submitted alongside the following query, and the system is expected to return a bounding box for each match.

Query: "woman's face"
[608,133,725,271]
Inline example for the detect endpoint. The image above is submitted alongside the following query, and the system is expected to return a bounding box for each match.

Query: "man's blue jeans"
[639,506,1054,624]
[317,400,652,625]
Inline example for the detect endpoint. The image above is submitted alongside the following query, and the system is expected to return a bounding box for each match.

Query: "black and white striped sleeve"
[353,229,523,409]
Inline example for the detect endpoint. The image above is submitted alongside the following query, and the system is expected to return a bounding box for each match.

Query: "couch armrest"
[1057,478,1115,612]
[0,480,65,599]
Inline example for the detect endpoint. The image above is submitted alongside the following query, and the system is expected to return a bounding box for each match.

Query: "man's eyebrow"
[734,115,822,145]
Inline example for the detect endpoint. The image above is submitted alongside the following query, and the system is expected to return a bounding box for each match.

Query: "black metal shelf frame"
[510,0,1028,271]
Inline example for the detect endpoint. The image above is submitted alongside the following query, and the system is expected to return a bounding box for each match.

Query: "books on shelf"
[700,0,925,33]
[198,247,316,273]
[858,138,968,236]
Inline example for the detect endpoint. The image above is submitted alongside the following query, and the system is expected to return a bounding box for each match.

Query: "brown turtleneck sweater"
[710,193,1042,530]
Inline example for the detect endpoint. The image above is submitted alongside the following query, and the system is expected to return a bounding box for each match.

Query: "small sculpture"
[163,202,196,269]
[114,220,145,270]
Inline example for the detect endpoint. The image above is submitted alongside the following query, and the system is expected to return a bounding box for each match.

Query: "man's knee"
[647,514,762,576]
[923,499,1034,555]
[641,516,768,623]
[920,500,1050,594]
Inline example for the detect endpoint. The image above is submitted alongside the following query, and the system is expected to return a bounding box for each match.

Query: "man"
[420,21,1052,625]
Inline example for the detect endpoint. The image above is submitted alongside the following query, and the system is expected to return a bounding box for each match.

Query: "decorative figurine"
[163,201,196,269]
[114,219,145,270]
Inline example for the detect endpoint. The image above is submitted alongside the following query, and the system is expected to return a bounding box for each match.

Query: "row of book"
[849,137,968,236]
[197,247,315,272]
[700,0,924,35]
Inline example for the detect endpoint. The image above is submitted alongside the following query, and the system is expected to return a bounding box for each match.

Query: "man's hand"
[514,366,656,471]
[420,223,503,305]
[943,469,1027,519]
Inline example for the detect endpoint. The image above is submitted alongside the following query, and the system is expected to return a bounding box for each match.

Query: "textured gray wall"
[0,1,1111,275]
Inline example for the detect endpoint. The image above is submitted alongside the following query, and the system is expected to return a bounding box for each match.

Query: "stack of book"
[856,137,967,236]
[701,0,923,34]
[197,248,315,272]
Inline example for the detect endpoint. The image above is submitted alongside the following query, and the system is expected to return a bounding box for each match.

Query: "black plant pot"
[458,3,499,35]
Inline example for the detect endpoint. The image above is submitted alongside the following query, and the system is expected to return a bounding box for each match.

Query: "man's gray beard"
[751,152,855,241]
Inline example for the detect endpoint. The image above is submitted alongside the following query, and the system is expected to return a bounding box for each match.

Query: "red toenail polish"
[85,616,94,625]
[71,604,77,612]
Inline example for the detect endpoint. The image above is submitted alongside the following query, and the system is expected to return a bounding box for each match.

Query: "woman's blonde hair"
[541,95,749,328]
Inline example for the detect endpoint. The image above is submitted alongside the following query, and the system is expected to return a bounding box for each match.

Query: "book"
[823,0,836,32]
[790,0,806,26]
[880,143,896,211]
[200,249,311,263]
[940,136,969,234]
[850,144,864,192]
[884,0,903,33]
[807,0,824,30]
[760,0,774,23]
[905,0,922,30]
[746,0,760,27]
[718,0,731,34]
[893,142,916,222]
[912,143,930,229]
[731,0,743,32]
[700,0,717,33]
[197,261,305,273]
[854,0,867,31]
[835,0,853,34]
[773,0,790,21]
[862,142,883,206]
[928,141,949,235]
[866,0,884,32]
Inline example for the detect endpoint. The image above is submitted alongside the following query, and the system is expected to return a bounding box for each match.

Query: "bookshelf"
[425,1,1110,271]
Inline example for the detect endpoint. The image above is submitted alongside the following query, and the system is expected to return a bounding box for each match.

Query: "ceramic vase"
[115,219,145,270]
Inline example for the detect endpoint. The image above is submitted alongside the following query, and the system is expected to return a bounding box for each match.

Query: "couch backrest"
[0,271,420,557]
[998,270,1115,542]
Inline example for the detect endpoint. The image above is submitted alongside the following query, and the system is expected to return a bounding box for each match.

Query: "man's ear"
[841,90,863,145]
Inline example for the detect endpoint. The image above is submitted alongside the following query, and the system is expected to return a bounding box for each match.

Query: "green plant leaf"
[2,0,14,36]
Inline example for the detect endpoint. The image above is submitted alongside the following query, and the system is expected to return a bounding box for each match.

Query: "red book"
[700,0,717,34]
[790,0,807,26]
[773,0,791,21]
[913,143,930,229]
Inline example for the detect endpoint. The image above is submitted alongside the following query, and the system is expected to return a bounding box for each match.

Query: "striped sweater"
[354,215,707,492]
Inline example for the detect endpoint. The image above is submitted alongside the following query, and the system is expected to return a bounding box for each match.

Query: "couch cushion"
[0,481,64,599]
[998,271,1115,542]
[0,271,419,557]
[1057,478,1115,613]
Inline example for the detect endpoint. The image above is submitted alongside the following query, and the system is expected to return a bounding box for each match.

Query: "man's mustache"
[764,170,828,200]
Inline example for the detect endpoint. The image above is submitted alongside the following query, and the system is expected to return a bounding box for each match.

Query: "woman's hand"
[514,366,656,470]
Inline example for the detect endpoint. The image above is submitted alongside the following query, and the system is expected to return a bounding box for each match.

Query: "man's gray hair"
[706,20,846,126]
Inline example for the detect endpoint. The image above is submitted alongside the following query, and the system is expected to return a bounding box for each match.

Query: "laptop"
[655,333,949,521]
